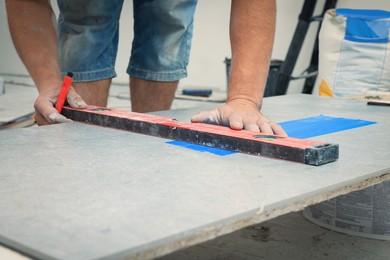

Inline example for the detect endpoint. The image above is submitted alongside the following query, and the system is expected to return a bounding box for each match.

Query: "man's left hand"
[191,98,287,136]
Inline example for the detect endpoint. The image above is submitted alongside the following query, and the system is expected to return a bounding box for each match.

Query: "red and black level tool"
[62,106,339,166]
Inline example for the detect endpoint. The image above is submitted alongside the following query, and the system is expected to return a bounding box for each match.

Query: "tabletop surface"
[0,94,389,260]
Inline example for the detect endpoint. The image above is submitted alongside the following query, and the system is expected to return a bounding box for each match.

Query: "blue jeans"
[57,0,198,82]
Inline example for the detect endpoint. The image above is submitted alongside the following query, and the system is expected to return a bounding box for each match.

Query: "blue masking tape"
[166,140,236,156]
[279,114,376,139]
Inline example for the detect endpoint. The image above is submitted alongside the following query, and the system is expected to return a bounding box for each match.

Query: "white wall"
[1,0,389,94]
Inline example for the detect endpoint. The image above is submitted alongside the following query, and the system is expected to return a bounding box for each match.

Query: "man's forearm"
[228,0,276,108]
[6,0,62,92]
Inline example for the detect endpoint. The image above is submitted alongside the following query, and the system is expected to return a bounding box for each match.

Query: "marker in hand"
[55,72,73,113]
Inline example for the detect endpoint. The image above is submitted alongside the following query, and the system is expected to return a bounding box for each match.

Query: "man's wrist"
[35,78,63,94]
[227,96,263,110]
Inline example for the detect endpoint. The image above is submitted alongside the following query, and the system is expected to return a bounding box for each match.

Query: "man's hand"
[191,98,287,136]
[6,0,88,125]
[34,86,87,125]
[204,1,282,135]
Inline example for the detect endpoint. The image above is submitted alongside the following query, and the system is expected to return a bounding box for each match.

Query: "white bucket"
[304,180,390,240]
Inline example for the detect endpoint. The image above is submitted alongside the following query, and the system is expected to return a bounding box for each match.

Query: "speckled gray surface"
[0,95,389,259]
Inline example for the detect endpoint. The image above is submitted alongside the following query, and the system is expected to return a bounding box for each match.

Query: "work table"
[0,94,389,259]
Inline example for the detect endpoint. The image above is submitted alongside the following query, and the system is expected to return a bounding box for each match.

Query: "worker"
[5,0,287,136]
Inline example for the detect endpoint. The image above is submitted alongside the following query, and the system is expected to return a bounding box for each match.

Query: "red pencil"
[55,72,73,113]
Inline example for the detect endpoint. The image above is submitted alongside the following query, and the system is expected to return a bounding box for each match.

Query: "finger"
[33,112,50,126]
[40,102,71,124]
[191,110,217,124]
[269,122,288,137]
[244,124,260,132]
[35,99,72,125]
[190,111,209,123]
[67,87,87,108]
[47,112,72,124]
[229,113,244,130]
[34,111,71,125]
[242,115,261,132]
[257,120,274,135]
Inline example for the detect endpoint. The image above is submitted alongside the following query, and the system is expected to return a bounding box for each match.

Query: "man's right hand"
[34,86,87,125]
[6,0,88,125]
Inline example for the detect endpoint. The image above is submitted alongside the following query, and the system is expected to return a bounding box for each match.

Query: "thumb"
[191,110,217,124]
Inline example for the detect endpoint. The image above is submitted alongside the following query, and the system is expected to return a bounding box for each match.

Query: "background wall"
[0,0,389,94]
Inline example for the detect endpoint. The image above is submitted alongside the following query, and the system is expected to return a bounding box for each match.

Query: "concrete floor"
[160,211,390,260]
[1,82,389,259]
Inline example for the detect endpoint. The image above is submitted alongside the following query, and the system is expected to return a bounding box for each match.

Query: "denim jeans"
[57,0,198,82]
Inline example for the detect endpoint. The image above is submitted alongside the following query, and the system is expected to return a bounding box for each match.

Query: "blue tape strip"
[166,140,236,156]
[279,114,377,139]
